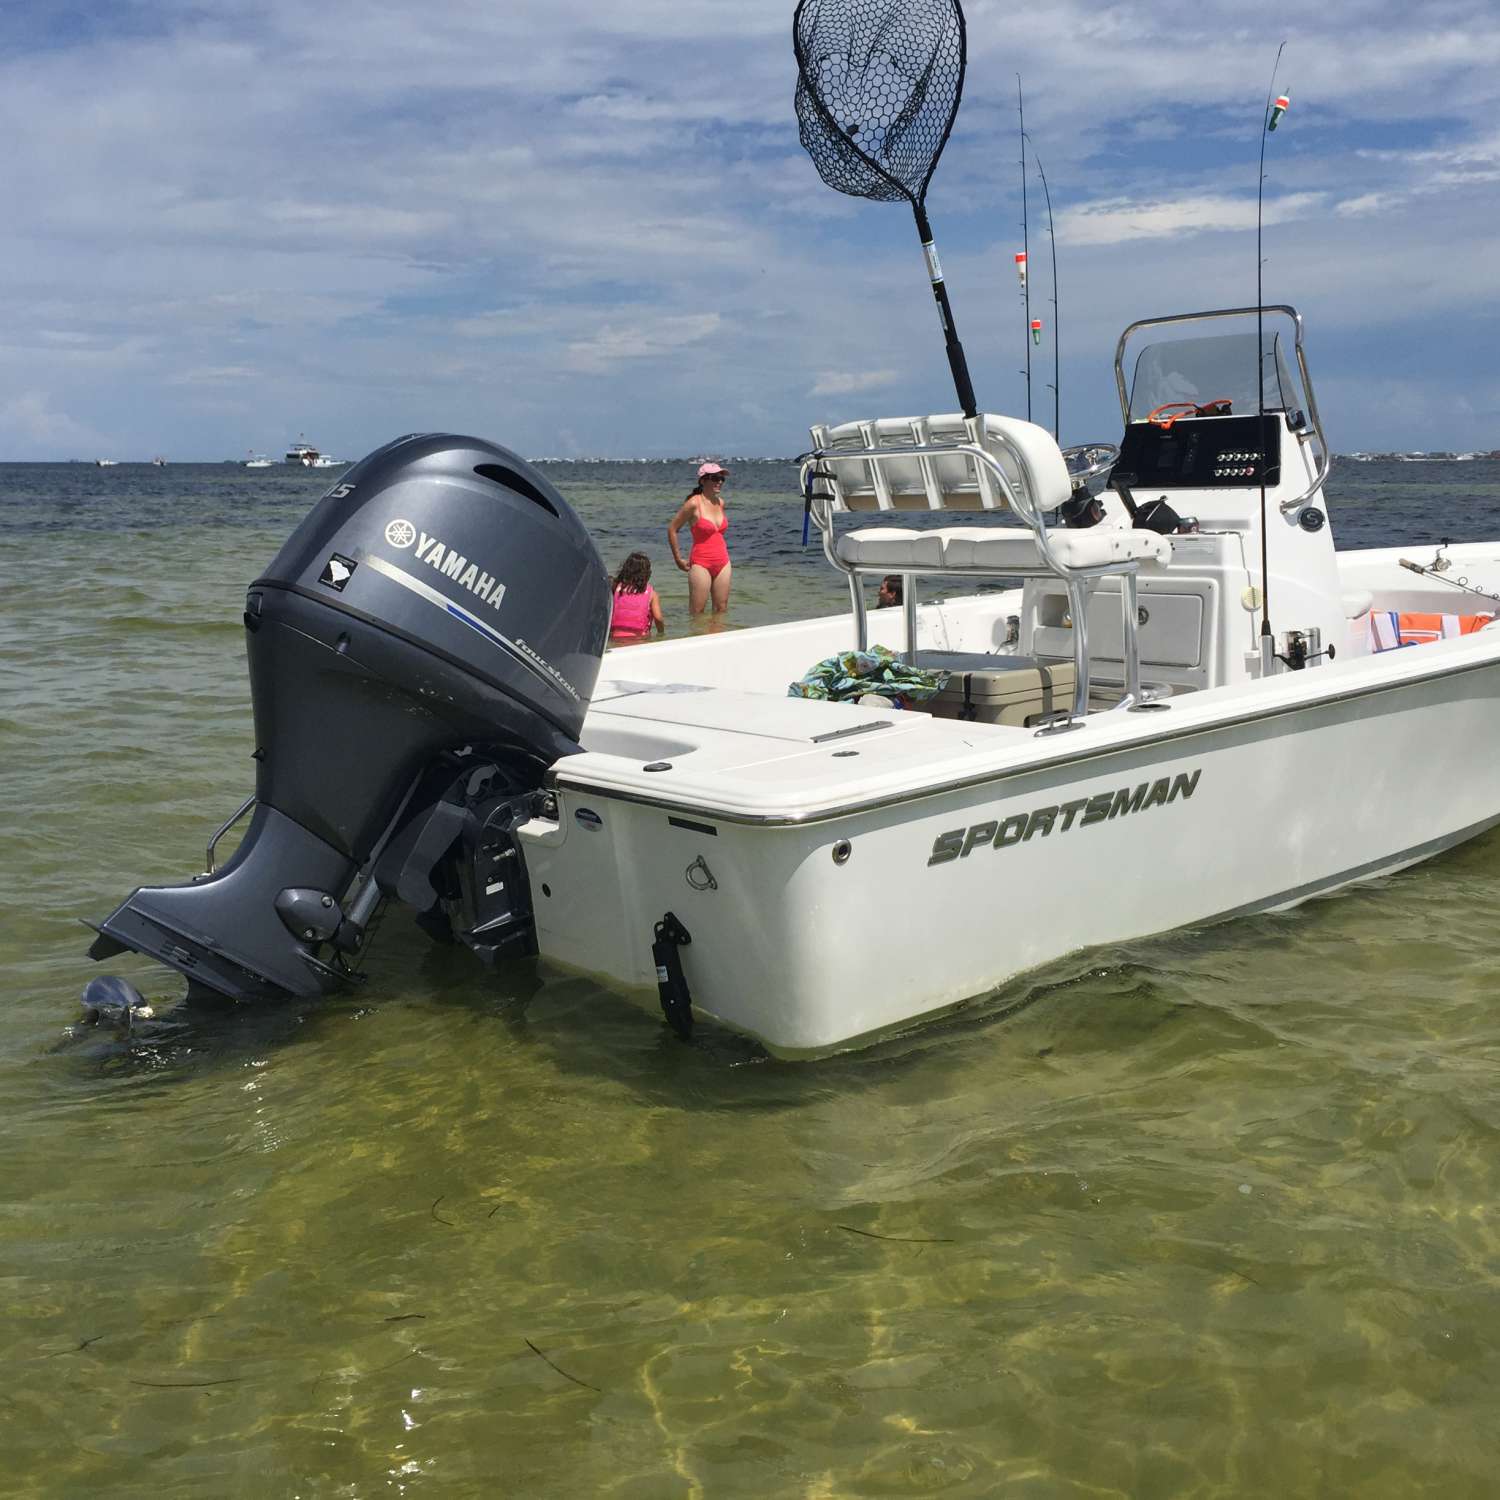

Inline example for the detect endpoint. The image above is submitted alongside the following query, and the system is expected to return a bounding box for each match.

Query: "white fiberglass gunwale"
[556,617,1500,827]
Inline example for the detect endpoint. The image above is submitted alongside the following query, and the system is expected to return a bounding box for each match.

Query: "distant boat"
[95,459,118,467]
[151,456,167,466]
[285,436,346,469]
[244,452,274,468]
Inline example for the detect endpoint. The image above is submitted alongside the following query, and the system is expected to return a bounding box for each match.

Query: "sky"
[3,0,1500,461]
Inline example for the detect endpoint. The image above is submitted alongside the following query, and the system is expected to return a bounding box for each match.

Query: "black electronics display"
[1114,415,1281,490]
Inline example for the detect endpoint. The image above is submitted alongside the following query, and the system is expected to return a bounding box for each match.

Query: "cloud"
[1058,193,1325,247]
[1,0,1499,455]
[0,392,108,450]
[809,369,899,397]
[564,312,722,374]
[165,366,261,386]
[1336,192,1400,218]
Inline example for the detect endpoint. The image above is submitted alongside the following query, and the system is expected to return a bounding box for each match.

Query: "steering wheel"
[1146,399,1232,430]
[1060,443,1120,483]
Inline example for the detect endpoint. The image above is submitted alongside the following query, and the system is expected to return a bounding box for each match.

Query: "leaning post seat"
[803,413,1172,720]
[809,412,1072,514]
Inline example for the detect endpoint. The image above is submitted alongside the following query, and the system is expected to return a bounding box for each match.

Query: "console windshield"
[1127,328,1299,422]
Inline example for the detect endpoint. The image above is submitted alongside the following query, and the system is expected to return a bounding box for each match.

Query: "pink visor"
[697,462,726,478]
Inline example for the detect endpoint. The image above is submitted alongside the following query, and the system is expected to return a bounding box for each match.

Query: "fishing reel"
[1278,628,1334,671]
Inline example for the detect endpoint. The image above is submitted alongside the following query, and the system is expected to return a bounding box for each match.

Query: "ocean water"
[3,456,1500,1497]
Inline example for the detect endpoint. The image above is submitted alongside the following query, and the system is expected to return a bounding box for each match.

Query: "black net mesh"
[793,0,965,206]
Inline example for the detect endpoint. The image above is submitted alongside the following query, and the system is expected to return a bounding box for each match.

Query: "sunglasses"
[704,473,726,482]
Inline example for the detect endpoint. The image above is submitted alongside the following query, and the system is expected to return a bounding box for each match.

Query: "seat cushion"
[834,527,945,568]
[934,527,1046,570]
[1048,528,1173,568]
[927,412,1074,513]
[937,526,1171,570]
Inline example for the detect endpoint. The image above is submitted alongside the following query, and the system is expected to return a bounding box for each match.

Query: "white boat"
[244,452,275,468]
[508,305,1500,1054]
[285,437,344,468]
[151,456,167,467]
[94,459,118,467]
[84,303,1500,1059]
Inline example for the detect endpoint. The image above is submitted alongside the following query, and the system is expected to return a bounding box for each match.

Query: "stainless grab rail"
[800,418,1151,723]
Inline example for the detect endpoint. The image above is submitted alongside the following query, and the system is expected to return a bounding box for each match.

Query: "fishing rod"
[1017,76,1032,421]
[1256,42,1288,673]
[1031,141,1060,440]
[1398,553,1500,607]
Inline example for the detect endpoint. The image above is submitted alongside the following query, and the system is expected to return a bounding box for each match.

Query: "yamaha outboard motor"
[87,434,610,1002]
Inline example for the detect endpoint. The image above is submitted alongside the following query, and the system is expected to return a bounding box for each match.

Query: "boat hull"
[524,650,1500,1055]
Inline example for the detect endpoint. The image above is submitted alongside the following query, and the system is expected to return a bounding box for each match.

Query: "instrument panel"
[1114,415,1282,489]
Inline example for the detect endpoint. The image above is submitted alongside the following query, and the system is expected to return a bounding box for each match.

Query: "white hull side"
[526,654,1500,1055]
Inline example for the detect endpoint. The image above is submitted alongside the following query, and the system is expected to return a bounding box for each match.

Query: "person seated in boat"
[877,574,903,608]
[667,463,732,615]
[608,551,665,643]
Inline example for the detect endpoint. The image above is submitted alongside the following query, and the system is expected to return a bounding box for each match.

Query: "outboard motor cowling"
[88,434,611,1003]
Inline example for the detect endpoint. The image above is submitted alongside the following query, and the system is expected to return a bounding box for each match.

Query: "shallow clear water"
[3,458,1500,1496]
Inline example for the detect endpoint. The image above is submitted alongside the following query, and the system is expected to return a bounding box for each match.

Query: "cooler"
[918,651,1076,727]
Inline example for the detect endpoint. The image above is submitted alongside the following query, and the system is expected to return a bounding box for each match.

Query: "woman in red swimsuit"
[667,462,732,615]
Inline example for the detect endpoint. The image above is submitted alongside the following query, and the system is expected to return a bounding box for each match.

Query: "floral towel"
[788,645,950,709]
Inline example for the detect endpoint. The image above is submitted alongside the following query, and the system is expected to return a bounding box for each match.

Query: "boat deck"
[580,681,1025,822]
[560,549,1500,825]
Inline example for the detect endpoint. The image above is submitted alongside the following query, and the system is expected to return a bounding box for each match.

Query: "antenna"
[1017,75,1031,421]
[1031,142,1060,440]
[1255,42,1287,671]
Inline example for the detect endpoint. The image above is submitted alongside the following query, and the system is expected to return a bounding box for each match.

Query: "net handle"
[913,204,977,418]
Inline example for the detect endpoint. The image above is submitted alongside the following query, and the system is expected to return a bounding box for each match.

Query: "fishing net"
[792,0,977,415]
[793,0,966,207]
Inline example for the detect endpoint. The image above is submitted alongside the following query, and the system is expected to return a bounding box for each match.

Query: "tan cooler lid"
[921,652,1076,703]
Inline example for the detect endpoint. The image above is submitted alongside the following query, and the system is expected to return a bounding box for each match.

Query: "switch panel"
[1115,414,1282,489]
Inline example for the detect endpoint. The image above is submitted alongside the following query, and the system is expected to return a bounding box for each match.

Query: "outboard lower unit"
[88,434,611,1002]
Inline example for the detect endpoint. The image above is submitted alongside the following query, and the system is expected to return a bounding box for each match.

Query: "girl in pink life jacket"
[609,551,665,642]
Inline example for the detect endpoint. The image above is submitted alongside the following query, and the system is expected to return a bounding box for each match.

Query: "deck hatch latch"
[810,720,893,744]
